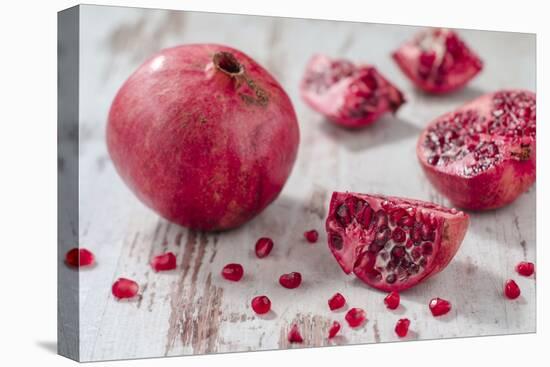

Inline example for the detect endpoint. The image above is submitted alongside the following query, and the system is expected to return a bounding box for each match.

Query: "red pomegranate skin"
[107,44,300,231]
[417,90,536,210]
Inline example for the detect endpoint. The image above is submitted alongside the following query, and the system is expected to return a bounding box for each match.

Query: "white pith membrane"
[326,193,460,289]
[421,91,536,177]
[416,29,448,81]
[301,55,403,118]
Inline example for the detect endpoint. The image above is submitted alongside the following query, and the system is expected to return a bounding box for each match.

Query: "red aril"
[107,44,299,231]
[65,248,95,267]
[112,278,139,299]
[516,261,535,277]
[328,292,346,311]
[301,55,405,128]
[288,324,303,343]
[304,229,319,243]
[251,295,271,315]
[255,237,274,258]
[395,318,410,337]
[222,263,244,282]
[150,252,177,272]
[393,28,483,94]
[504,279,521,299]
[279,272,302,289]
[328,321,341,339]
[429,297,452,316]
[417,90,536,210]
[384,291,400,310]
[345,308,366,328]
[325,192,469,292]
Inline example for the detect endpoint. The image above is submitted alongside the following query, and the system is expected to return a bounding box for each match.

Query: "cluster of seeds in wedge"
[416,29,481,86]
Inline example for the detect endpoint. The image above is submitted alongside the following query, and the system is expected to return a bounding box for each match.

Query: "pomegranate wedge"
[325,192,469,292]
[392,28,483,94]
[301,55,404,128]
[417,90,536,210]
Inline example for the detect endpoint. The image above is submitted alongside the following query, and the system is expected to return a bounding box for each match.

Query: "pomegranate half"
[301,55,405,128]
[107,44,300,231]
[417,90,536,210]
[325,192,469,292]
[392,28,483,94]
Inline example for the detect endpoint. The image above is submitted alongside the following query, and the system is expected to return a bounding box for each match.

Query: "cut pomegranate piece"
[150,252,177,272]
[251,295,271,314]
[112,278,139,299]
[328,321,341,339]
[395,318,410,337]
[516,261,535,277]
[384,291,400,310]
[325,192,469,292]
[345,307,367,328]
[288,324,304,343]
[255,237,274,258]
[301,55,405,128]
[304,229,319,243]
[221,263,244,281]
[279,272,302,289]
[392,28,483,94]
[429,297,452,316]
[504,279,521,299]
[417,90,536,210]
[328,292,346,311]
[65,248,95,267]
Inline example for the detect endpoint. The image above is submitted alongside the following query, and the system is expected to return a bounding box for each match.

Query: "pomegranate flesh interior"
[325,192,469,292]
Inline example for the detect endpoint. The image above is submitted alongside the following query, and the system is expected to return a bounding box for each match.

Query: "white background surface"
[0,0,548,366]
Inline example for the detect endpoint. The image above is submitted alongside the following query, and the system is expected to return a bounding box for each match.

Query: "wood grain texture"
[76,5,536,361]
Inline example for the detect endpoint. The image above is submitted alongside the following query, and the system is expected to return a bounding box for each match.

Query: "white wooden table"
[72,5,536,361]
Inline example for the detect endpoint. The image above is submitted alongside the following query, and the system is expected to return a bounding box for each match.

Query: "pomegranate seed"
[255,237,274,258]
[328,321,341,339]
[504,279,521,299]
[345,307,366,327]
[221,263,244,281]
[516,261,535,277]
[429,297,452,317]
[288,324,303,343]
[328,292,346,311]
[279,272,302,289]
[304,229,319,243]
[395,318,410,337]
[150,252,177,272]
[112,278,139,299]
[384,291,400,310]
[251,295,271,314]
[65,248,95,267]
[392,228,406,243]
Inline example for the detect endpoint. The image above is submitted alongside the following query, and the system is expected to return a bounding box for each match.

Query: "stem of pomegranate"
[213,52,243,76]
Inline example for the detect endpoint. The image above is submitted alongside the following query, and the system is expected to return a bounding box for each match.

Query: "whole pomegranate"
[325,192,469,292]
[417,90,536,210]
[301,55,405,128]
[107,44,300,231]
[392,28,483,94]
